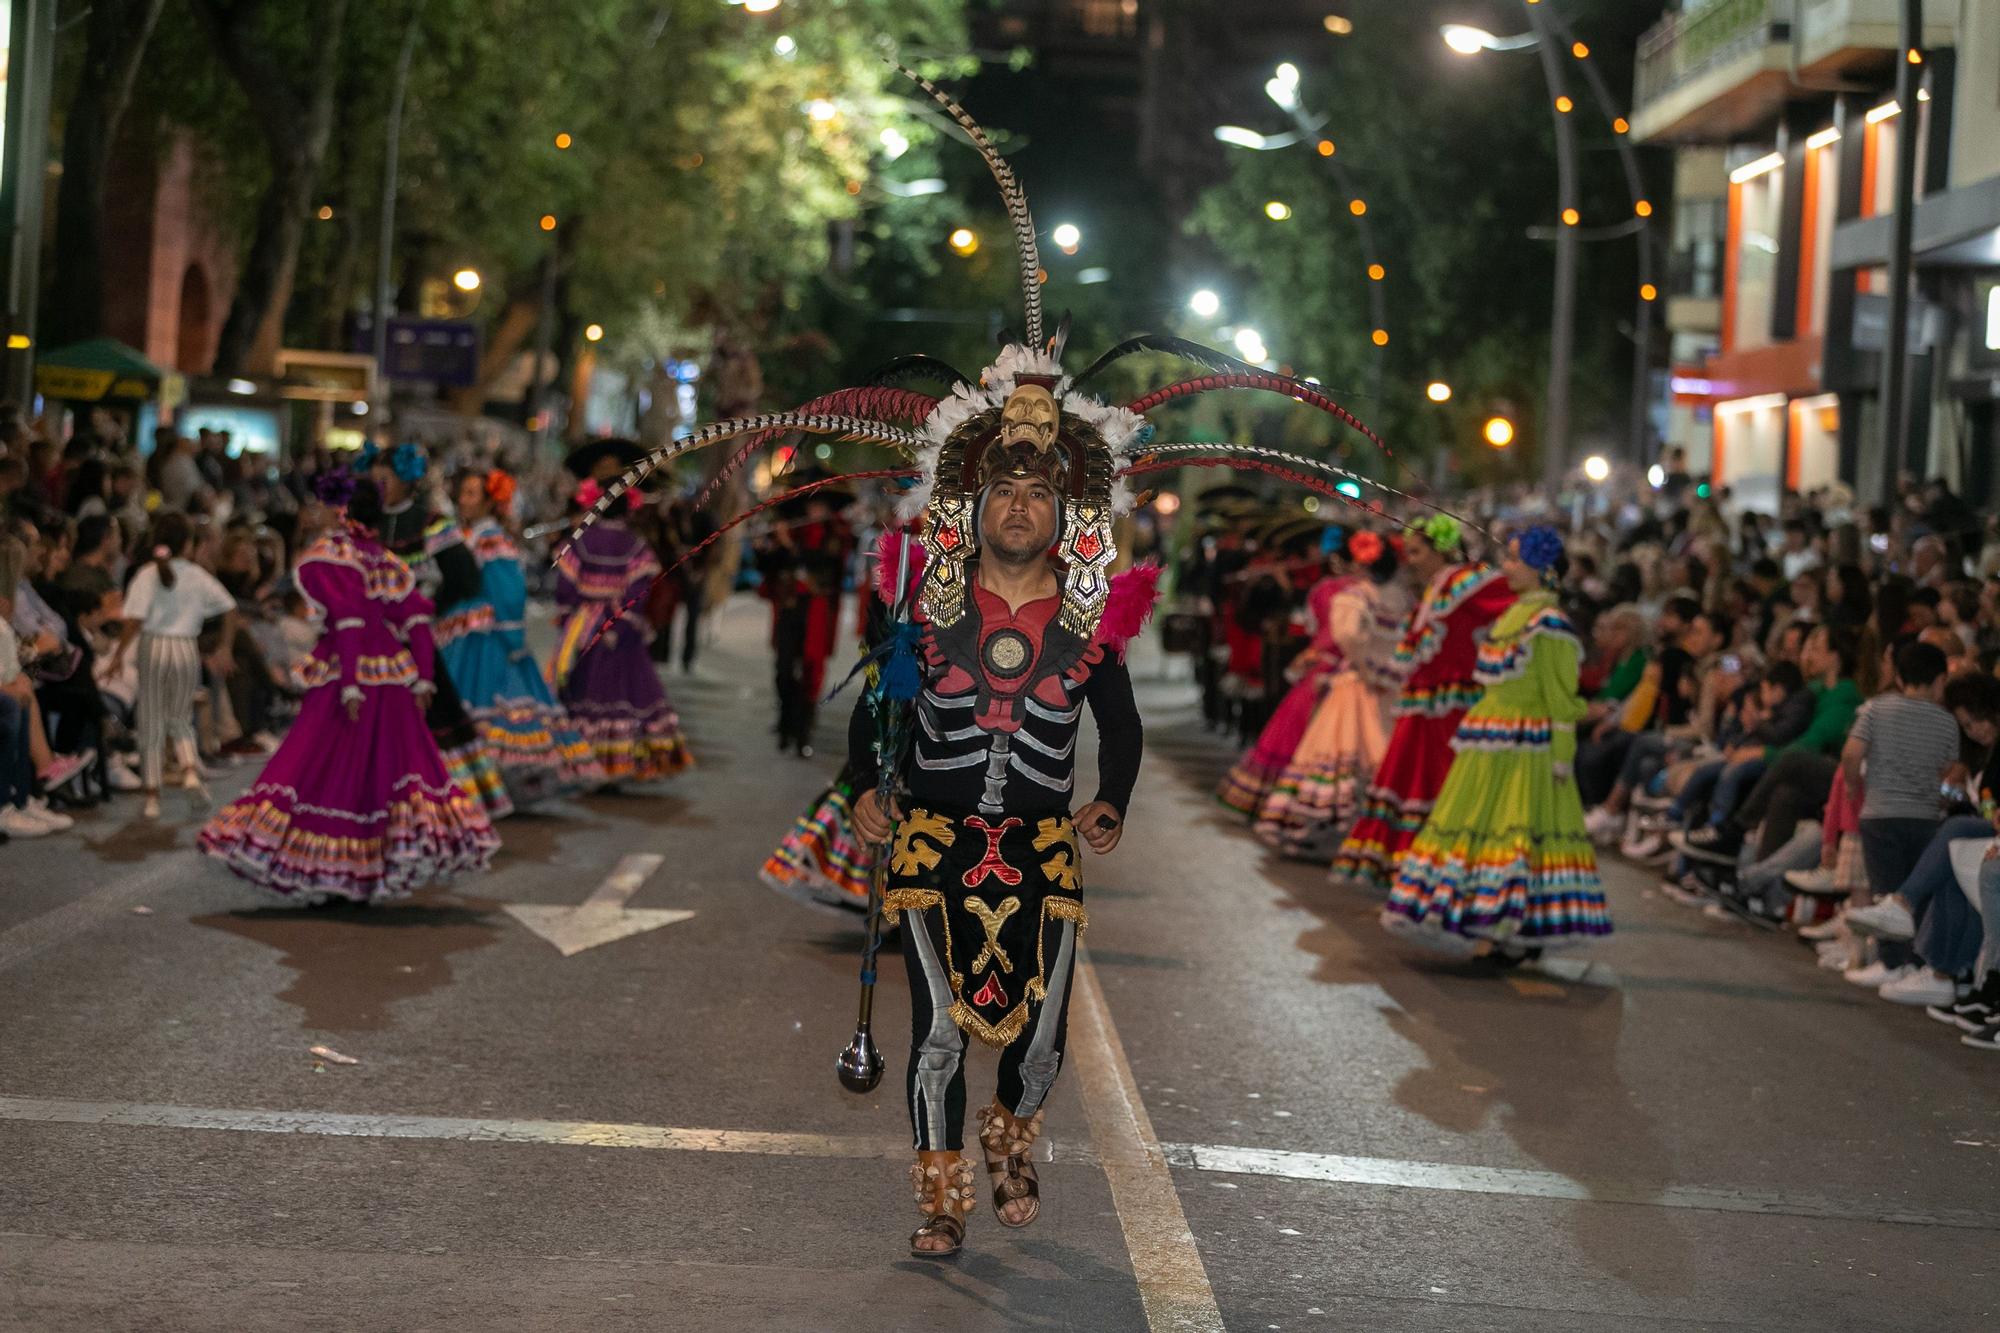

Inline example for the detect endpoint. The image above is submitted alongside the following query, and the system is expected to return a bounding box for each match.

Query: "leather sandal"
[908,1156,976,1259]
[976,1105,1044,1229]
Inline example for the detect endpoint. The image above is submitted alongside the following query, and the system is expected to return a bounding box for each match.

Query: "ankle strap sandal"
[908,1156,976,1259]
[976,1105,1045,1229]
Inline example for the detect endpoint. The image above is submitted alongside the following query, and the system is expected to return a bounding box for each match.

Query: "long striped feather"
[891,61,1043,347]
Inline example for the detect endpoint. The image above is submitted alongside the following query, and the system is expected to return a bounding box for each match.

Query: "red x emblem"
[961,816,1024,888]
[971,972,1009,1008]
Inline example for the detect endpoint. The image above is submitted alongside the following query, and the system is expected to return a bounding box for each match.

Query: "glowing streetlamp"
[1484,416,1516,449]
[584,323,605,343]
[452,268,482,293]
[1233,328,1269,363]
[1051,222,1081,254]
[1426,381,1452,403]
[1188,289,1221,319]
[1582,454,1611,483]
[1264,200,1293,221]
[948,228,979,257]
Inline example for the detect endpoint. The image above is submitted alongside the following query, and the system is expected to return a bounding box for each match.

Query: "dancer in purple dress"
[199,476,499,900]
[549,479,692,785]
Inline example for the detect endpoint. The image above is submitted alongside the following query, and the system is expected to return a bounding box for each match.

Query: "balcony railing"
[1636,0,1795,112]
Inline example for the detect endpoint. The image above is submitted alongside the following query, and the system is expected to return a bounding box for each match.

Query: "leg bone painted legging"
[902,900,1079,1152]
[136,633,203,790]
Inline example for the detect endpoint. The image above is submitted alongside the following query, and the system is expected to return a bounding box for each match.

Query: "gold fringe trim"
[949,998,1034,1050]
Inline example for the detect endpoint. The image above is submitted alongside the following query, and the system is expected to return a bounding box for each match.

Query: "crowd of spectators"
[1175,461,2000,1056]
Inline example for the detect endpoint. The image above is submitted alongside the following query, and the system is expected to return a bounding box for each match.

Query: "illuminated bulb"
[452,268,481,293]
[554,132,573,150]
[1426,381,1452,403]
[1583,454,1611,483]
[1233,328,1268,362]
[1483,417,1515,448]
[584,323,604,343]
[773,35,796,57]
[1370,329,1389,347]
[1317,139,1335,157]
[316,205,334,221]
[1561,207,1581,226]
[1349,199,1367,217]
[948,227,979,256]
[1188,289,1221,318]
[879,127,909,160]
[1264,200,1293,221]
[743,0,780,12]
[1640,282,1659,301]
[1367,263,1386,281]
[1323,15,1353,35]
[1051,222,1081,253]
[806,99,839,123]
[539,214,557,231]
[1635,199,1654,218]
[1647,464,1666,488]
[1614,117,1630,134]
[1571,41,1590,58]
[1555,95,1574,113]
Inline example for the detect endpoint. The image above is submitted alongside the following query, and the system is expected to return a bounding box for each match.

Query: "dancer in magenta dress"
[200,476,499,900]
[549,480,692,784]
[1216,554,1353,815]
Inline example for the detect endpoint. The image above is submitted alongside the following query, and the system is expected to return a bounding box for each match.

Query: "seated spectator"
[1583,603,1725,839]
[1841,670,2000,1010]
[1668,658,1814,853]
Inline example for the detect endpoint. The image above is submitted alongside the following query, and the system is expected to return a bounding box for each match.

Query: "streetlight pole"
[371,0,427,417]
[1879,1,1924,502]
[1526,0,1579,474]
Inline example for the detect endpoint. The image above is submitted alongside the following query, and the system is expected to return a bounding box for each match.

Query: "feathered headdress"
[553,56,1483,642]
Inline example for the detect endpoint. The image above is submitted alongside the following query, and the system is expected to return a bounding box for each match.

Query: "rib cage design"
[893,62,1043,348]
[562,411,931,549]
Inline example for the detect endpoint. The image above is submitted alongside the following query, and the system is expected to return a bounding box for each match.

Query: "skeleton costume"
[553,59,1447,1254]
[844,371,1149,1148]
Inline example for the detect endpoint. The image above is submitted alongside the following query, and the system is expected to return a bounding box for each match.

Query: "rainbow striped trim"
[1476,606,1580,686]
[1452,715,1555,750]
[1395,682,1483,718]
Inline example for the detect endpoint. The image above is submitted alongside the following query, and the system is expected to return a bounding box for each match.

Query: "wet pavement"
[1,594,1995,1332]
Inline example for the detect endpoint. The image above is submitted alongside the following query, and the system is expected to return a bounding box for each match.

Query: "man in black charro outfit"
[849,381,1143,1259]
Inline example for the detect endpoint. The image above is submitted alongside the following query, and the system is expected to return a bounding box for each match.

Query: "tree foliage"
[1185,0,1669,484]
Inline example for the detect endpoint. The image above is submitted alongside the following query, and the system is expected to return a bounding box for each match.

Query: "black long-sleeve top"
[847,655,1144,820]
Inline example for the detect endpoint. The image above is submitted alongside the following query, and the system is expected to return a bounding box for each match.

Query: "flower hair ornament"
[1417,514,1463,557]
[349,441,380,474]
[1516,525,1566,581]
[484,470,517,509]
[389,442,429,484]
[312,469,357,510]
[1349,530,1384,565]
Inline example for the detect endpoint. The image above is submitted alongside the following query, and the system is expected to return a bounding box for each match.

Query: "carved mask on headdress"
[980,382,1065,490]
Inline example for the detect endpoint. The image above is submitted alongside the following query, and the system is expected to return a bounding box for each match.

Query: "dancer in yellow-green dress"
[1382,526,1612,962]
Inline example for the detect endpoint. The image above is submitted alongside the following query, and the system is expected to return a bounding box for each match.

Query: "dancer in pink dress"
[1215,548,1353,815]
[199,475,499,901]
[1254,530,1408,859]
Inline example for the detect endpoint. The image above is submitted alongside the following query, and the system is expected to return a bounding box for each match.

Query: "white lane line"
[1161,1143,2000,1232]
[5,1093,1995,1234]
[1069,951,1225,1333]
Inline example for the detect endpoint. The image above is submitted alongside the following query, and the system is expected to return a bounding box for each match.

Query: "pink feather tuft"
[1091,562,1164,661]
[873,529,928,606]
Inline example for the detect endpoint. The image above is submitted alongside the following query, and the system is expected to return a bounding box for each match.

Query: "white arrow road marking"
[503,854,693,957]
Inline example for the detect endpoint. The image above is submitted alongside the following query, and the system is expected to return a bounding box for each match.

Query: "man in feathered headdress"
[847,369,1153,1259]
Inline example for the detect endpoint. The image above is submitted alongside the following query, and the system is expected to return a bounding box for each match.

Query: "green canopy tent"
[34,338,185,408]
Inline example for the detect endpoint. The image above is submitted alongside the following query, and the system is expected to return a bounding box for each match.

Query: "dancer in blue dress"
[437,469,604,805]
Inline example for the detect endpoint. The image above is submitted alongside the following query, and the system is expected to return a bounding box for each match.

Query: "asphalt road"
[2,594,1995,1332]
